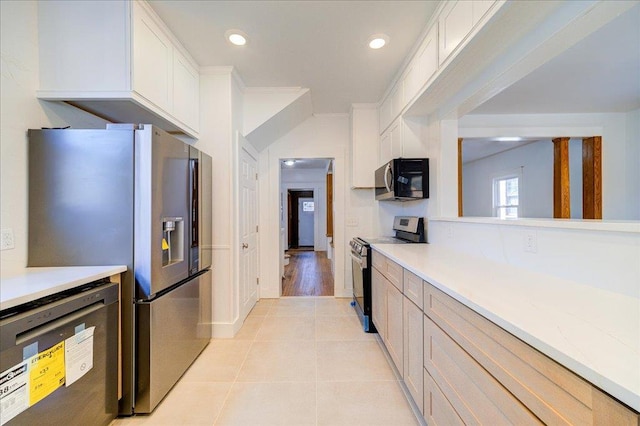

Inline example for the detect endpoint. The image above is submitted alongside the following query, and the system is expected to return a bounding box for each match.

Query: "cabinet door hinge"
[255,173,258,180]
[256,277,260,285]
[256,225,259,232]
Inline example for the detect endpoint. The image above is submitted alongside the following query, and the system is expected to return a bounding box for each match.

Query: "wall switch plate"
[346,217,359,227]
[1,228,15,250]
[524,230,538,253]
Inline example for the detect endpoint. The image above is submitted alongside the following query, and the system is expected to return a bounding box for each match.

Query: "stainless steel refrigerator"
[27,124,213,415]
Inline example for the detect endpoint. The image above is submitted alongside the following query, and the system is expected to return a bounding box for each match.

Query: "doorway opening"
[280,158,334,296]
[288,190,314,249]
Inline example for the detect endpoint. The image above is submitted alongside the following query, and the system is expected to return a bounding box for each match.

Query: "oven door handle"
[350,251,367,269]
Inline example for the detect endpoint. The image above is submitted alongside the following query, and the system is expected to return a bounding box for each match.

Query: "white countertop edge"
[371,243,640,412]
[1,265,127,311]
[430,216,640,233]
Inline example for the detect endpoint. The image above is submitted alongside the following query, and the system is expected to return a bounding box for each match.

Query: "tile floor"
[112,297,420,425]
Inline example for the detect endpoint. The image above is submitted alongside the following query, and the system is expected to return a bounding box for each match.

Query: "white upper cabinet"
[172,50,200,132]
[38,0,200,138]
[132,1,173,113]
[438,0,474,65]
[350,105,379,188]
[379,117,425,165]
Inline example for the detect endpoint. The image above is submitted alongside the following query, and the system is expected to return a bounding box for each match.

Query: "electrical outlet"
[524,231,537,253]
[1,228,15,250]
[346,217,359,227]
[447,224,454,239]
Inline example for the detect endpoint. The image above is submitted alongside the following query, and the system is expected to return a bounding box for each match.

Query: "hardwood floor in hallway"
[282,250,334,296]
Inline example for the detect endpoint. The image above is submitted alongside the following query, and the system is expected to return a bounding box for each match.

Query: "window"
[493,175,519,219]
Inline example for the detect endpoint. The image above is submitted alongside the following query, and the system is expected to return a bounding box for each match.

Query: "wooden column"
[582,136,602,219]
[553,137,571,218]
[458,138,463,217]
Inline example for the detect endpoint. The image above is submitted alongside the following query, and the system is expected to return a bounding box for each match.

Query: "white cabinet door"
[379,97,392,134]
[391,84,404,121]
[132,1,173,112]
[372,267,387,339]
[385,281,404,373]
[439,0,474,65]
[380,129,392,166]
[403,296,424,414]
[415,25,439,89]
[389,120,403,160]
[172,49,200,132]
[472,0,495,26]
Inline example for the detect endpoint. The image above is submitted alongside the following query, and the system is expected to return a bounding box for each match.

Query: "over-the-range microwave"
[375,158,429,201]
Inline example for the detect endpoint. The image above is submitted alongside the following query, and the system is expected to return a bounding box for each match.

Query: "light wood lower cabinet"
[372,251,639,425]
[385,281,404,373]
[424,314,542,425]
[403,297,424,414]
[371,267,387,340]
[424,368,464,426]
[424,282,640,425]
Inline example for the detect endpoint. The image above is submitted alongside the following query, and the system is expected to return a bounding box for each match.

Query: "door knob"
[242,243,249,249]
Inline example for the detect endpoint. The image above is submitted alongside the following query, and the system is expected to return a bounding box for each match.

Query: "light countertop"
[371,243,640,412]
[1,265,127,311]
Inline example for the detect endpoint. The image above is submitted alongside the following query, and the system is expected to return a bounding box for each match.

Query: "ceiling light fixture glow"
[495,137,524,142]
[284,159,295,166]
[225,29,248,46]
[368,34,389,49]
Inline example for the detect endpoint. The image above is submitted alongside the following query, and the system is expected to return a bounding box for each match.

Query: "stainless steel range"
[350,216,426,332]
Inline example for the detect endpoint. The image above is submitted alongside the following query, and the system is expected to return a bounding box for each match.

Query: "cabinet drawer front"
[385,258,403,291]
[425,283,592,425]
[424,369,464,426]
[403,270,423,309]
[424,315,542,425]
[372,250,403,291]
[371,250,385,272]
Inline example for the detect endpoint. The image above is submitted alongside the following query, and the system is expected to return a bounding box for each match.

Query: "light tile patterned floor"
[112,297,419,425]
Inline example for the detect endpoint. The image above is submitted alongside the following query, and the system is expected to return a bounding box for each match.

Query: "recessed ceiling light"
[495,137,523,142]
[225,29,248,46]
[284,159,295,166]
[368,34,389,49]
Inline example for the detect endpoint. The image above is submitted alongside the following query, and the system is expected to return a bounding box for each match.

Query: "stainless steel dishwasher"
[0,280,119,426]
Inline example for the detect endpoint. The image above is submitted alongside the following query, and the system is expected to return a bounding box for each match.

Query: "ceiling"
[149,1,440,114]
[462,138,541,164]
[469,3,640,115]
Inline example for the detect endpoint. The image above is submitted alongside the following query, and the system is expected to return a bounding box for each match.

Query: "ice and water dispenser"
[162,217,184,267]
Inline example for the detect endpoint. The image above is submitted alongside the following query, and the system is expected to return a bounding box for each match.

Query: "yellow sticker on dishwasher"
[162,238,169,250]
[28,342,65,406]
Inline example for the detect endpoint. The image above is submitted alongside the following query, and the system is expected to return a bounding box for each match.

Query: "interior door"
[239,137,259,320]
[298,197,315,247]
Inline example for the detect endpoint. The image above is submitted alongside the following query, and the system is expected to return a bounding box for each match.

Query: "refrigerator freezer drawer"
[135,270,212,413]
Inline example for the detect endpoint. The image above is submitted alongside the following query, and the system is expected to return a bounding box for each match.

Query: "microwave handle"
[383,163,393,193]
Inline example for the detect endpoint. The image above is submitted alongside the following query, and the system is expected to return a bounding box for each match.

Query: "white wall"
[625,109,640,220]
[0,1,109,272]
[463,140,553,218]
[280,168,328,251]
[198,68,238,337]
[429,218,639,299]
[259,114,358,298]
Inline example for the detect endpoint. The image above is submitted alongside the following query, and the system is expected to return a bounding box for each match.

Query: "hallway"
[282,250,333,296]
[111,297,419,425]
